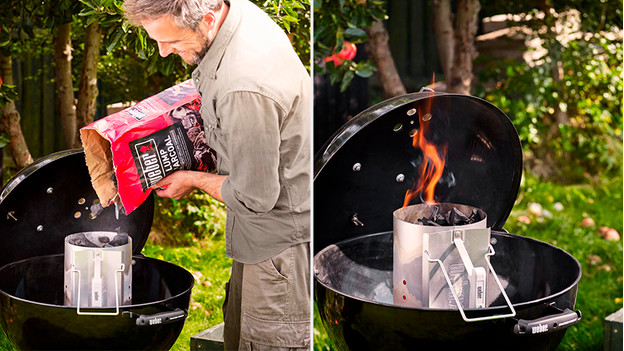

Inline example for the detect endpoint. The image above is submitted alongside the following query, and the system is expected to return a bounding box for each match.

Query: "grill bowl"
[0,254,194,350]
[314,230,581,351]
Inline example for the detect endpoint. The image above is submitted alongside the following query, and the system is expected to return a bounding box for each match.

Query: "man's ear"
[203,11,217,28]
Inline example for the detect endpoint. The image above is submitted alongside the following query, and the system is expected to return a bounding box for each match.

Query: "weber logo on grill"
[532,323,549,334]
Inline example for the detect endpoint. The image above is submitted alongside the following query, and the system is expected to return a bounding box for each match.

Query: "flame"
[402,78,448,207]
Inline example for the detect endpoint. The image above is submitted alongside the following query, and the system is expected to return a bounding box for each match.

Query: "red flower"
[324,41,357,66]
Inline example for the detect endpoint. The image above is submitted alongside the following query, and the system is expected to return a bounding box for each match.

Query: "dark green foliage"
[476,36,623,182]
[313,0,386,91]
[150,190,227,246]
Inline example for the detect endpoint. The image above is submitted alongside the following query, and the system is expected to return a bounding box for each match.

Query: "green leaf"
[282,15,298,23]
[106,27,124,52]
[345,27,367,41]
[160,57,175,76]
[354,62,375,78]
[0,133,9,148]
[340,70,354,92]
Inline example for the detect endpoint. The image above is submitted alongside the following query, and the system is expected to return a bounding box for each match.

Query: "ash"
[417,205,483,226]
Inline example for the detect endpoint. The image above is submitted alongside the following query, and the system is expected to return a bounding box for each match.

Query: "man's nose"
[157,42,174,57]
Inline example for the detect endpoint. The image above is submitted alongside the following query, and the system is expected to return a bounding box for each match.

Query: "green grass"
[314,172,623,350]
[504,174,623,351]
[141,237,232,350]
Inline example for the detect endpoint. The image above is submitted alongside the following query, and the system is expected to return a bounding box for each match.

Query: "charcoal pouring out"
[416,205,484,226]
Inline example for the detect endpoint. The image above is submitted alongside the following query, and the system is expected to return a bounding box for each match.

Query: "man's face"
[142,15,212,65]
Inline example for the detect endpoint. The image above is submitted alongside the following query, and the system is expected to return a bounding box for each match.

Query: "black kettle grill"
[0,149,194,350]
[313,92,582,350]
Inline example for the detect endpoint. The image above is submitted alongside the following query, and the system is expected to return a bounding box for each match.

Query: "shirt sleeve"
[217,90,284,214]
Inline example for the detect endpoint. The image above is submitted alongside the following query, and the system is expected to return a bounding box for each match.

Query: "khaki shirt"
[192,0,310,264]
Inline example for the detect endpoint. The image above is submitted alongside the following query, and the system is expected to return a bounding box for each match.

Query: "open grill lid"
[0,149,154,267]
[314,92,523,253]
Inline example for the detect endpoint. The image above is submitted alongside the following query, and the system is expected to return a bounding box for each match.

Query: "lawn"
[314,172,624,350]
[141,237,232,350]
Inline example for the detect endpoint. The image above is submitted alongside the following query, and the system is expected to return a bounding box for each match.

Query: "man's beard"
[186,33,212,65]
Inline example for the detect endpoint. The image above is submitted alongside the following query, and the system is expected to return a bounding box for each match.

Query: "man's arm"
[152,170,226,203]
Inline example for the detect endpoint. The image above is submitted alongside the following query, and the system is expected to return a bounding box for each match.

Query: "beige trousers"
[223,242,310,350]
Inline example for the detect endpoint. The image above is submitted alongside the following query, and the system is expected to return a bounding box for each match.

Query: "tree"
[53,21,76,149]
[0,2,35,169]
[432,0,481,94]
[0,54,32,169]
[74,19,101,148]
[364,18,406,98]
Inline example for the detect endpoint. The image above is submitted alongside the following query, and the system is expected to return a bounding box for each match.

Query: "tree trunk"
[431,0,454,83]
[0,54,33,169]
[364,19,407,98]
[53,22,77,149]
[447,0,480,94]
[74,20,101,148]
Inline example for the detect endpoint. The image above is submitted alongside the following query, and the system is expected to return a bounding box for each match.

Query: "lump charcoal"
[416,217,441,226]
[416,206,482,226]
[468,208,483,223]
[69,233,99,247]
[108,233,129,247]
[98,236,111,244]
[90,202,104,218]
[446,207,470,225]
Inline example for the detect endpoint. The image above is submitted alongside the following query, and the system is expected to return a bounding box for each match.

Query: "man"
[123,0,311,349]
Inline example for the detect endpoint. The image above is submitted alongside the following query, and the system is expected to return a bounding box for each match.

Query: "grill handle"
[124,308,188,326]
[514,308,581,335]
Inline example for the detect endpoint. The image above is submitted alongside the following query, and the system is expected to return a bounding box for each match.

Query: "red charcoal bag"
[80,79,216,214]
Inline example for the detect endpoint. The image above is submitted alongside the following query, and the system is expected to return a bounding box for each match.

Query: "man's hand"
[152,170,226,203]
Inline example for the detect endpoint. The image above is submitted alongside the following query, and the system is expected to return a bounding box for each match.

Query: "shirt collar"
[193,0,240,81]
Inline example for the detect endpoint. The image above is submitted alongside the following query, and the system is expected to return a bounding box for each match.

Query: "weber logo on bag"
[130,122,195,190]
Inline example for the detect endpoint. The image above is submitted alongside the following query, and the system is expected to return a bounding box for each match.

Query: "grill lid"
[0,149,154,267]
[314,92,522,253]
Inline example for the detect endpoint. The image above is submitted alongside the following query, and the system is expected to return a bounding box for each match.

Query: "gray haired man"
[123,0,311,349]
